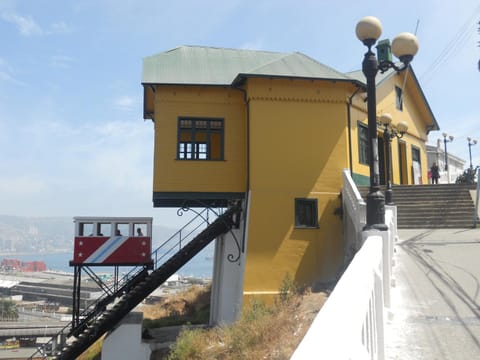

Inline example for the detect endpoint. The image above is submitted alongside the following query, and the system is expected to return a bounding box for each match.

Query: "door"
[398,141,408,184]
[411,146,422,184]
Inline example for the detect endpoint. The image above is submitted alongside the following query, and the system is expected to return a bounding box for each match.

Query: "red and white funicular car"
[71,217,153,267]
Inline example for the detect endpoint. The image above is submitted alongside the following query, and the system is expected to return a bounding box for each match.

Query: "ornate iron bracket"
[176,200,243,263]
[223,203,242,263]
[378,58,412,74]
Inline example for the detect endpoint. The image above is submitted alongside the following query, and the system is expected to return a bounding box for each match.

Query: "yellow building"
[141,45,438,322]
[348,62,439,186]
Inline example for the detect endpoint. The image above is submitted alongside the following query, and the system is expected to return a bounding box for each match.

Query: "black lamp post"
[442,132,454,171]
[379,113,408,205]
[467,137,477,169]
[356,16,419,230]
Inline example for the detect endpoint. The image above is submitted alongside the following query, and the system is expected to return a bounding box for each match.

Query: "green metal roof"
[142,45,355,86]
[142,45,438,132]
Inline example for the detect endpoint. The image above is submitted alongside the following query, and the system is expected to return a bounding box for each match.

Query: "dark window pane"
[295,199,318,228]
[412,146,420,162]
[358,123,369,165]
[395,86,403,111]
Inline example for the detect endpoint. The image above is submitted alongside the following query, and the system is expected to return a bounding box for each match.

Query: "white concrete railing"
[341,169,366,264]
[291,171,397,360]
[474,168,480,227]
[382,206,396,308]
[341,168,396,306]
[291,234,388,360]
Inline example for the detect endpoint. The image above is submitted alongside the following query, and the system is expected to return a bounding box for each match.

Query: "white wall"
[427,142,465,183]
[102,312,151,360]
[210,200,247,325]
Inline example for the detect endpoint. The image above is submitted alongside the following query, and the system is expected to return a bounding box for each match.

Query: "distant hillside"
[0,215,178,254]
[0,215,73,253]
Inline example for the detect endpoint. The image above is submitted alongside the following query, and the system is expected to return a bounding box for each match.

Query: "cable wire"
[420,4,480,85]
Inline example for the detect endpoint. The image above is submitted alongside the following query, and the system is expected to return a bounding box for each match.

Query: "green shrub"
[143,303,210,329]
[278,273,297,304]
[168,328,209,360]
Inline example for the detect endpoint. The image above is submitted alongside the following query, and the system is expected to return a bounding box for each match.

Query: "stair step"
[357,184,478,229]
[398,211,476,216]
[399,218,476,223]
[398,224,475,229]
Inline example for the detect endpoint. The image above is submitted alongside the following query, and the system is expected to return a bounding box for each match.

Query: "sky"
[0,0,479,228]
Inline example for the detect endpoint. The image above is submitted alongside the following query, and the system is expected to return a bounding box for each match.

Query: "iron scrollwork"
[176,200,243,263]
[225,229,241,263]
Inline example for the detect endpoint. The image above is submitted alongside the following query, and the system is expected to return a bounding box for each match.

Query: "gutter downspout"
[347,87,362,176]
[232,84,250,254]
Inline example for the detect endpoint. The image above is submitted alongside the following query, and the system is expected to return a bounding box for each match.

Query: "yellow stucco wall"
[152,86,246,194]
[242,78,351,297]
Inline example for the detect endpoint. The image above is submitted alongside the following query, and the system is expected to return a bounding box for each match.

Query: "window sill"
[175,158,226,161]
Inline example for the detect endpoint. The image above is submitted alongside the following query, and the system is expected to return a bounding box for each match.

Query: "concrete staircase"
[358,184,478,229]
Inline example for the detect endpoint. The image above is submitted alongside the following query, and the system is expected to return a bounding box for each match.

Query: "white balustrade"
[291,170,397,360]
[342,169,366,264]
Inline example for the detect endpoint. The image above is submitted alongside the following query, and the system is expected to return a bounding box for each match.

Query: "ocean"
[1,245,215,278]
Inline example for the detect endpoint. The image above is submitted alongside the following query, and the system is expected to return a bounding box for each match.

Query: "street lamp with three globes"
[379,113,408,205]
[356,16,419,230]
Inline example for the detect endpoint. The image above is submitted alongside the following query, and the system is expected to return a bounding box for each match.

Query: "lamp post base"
[364,188,388,231]
[385,186,394,205]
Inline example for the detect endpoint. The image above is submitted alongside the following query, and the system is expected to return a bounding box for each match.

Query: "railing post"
[374,267,385,360]
[382,229,391,309]
[474,167,480,227]
[342,169,367,259]
[361,231,386,360]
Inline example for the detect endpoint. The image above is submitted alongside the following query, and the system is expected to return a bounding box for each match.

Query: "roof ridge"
[242,51,294,74]
[241,51,351,81]
[292,52,347,78]
[178,44,287,55]
[145,45,289,61]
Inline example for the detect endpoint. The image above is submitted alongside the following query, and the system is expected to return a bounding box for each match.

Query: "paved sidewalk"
[386,229,480,359]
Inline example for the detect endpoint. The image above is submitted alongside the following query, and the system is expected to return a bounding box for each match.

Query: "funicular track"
[29,205,241,360]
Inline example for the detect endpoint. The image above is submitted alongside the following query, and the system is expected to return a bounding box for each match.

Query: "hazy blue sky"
[0,0,479,228]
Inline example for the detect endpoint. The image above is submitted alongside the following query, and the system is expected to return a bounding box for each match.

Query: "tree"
[0,298,18,321]
[455,167,478,185]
